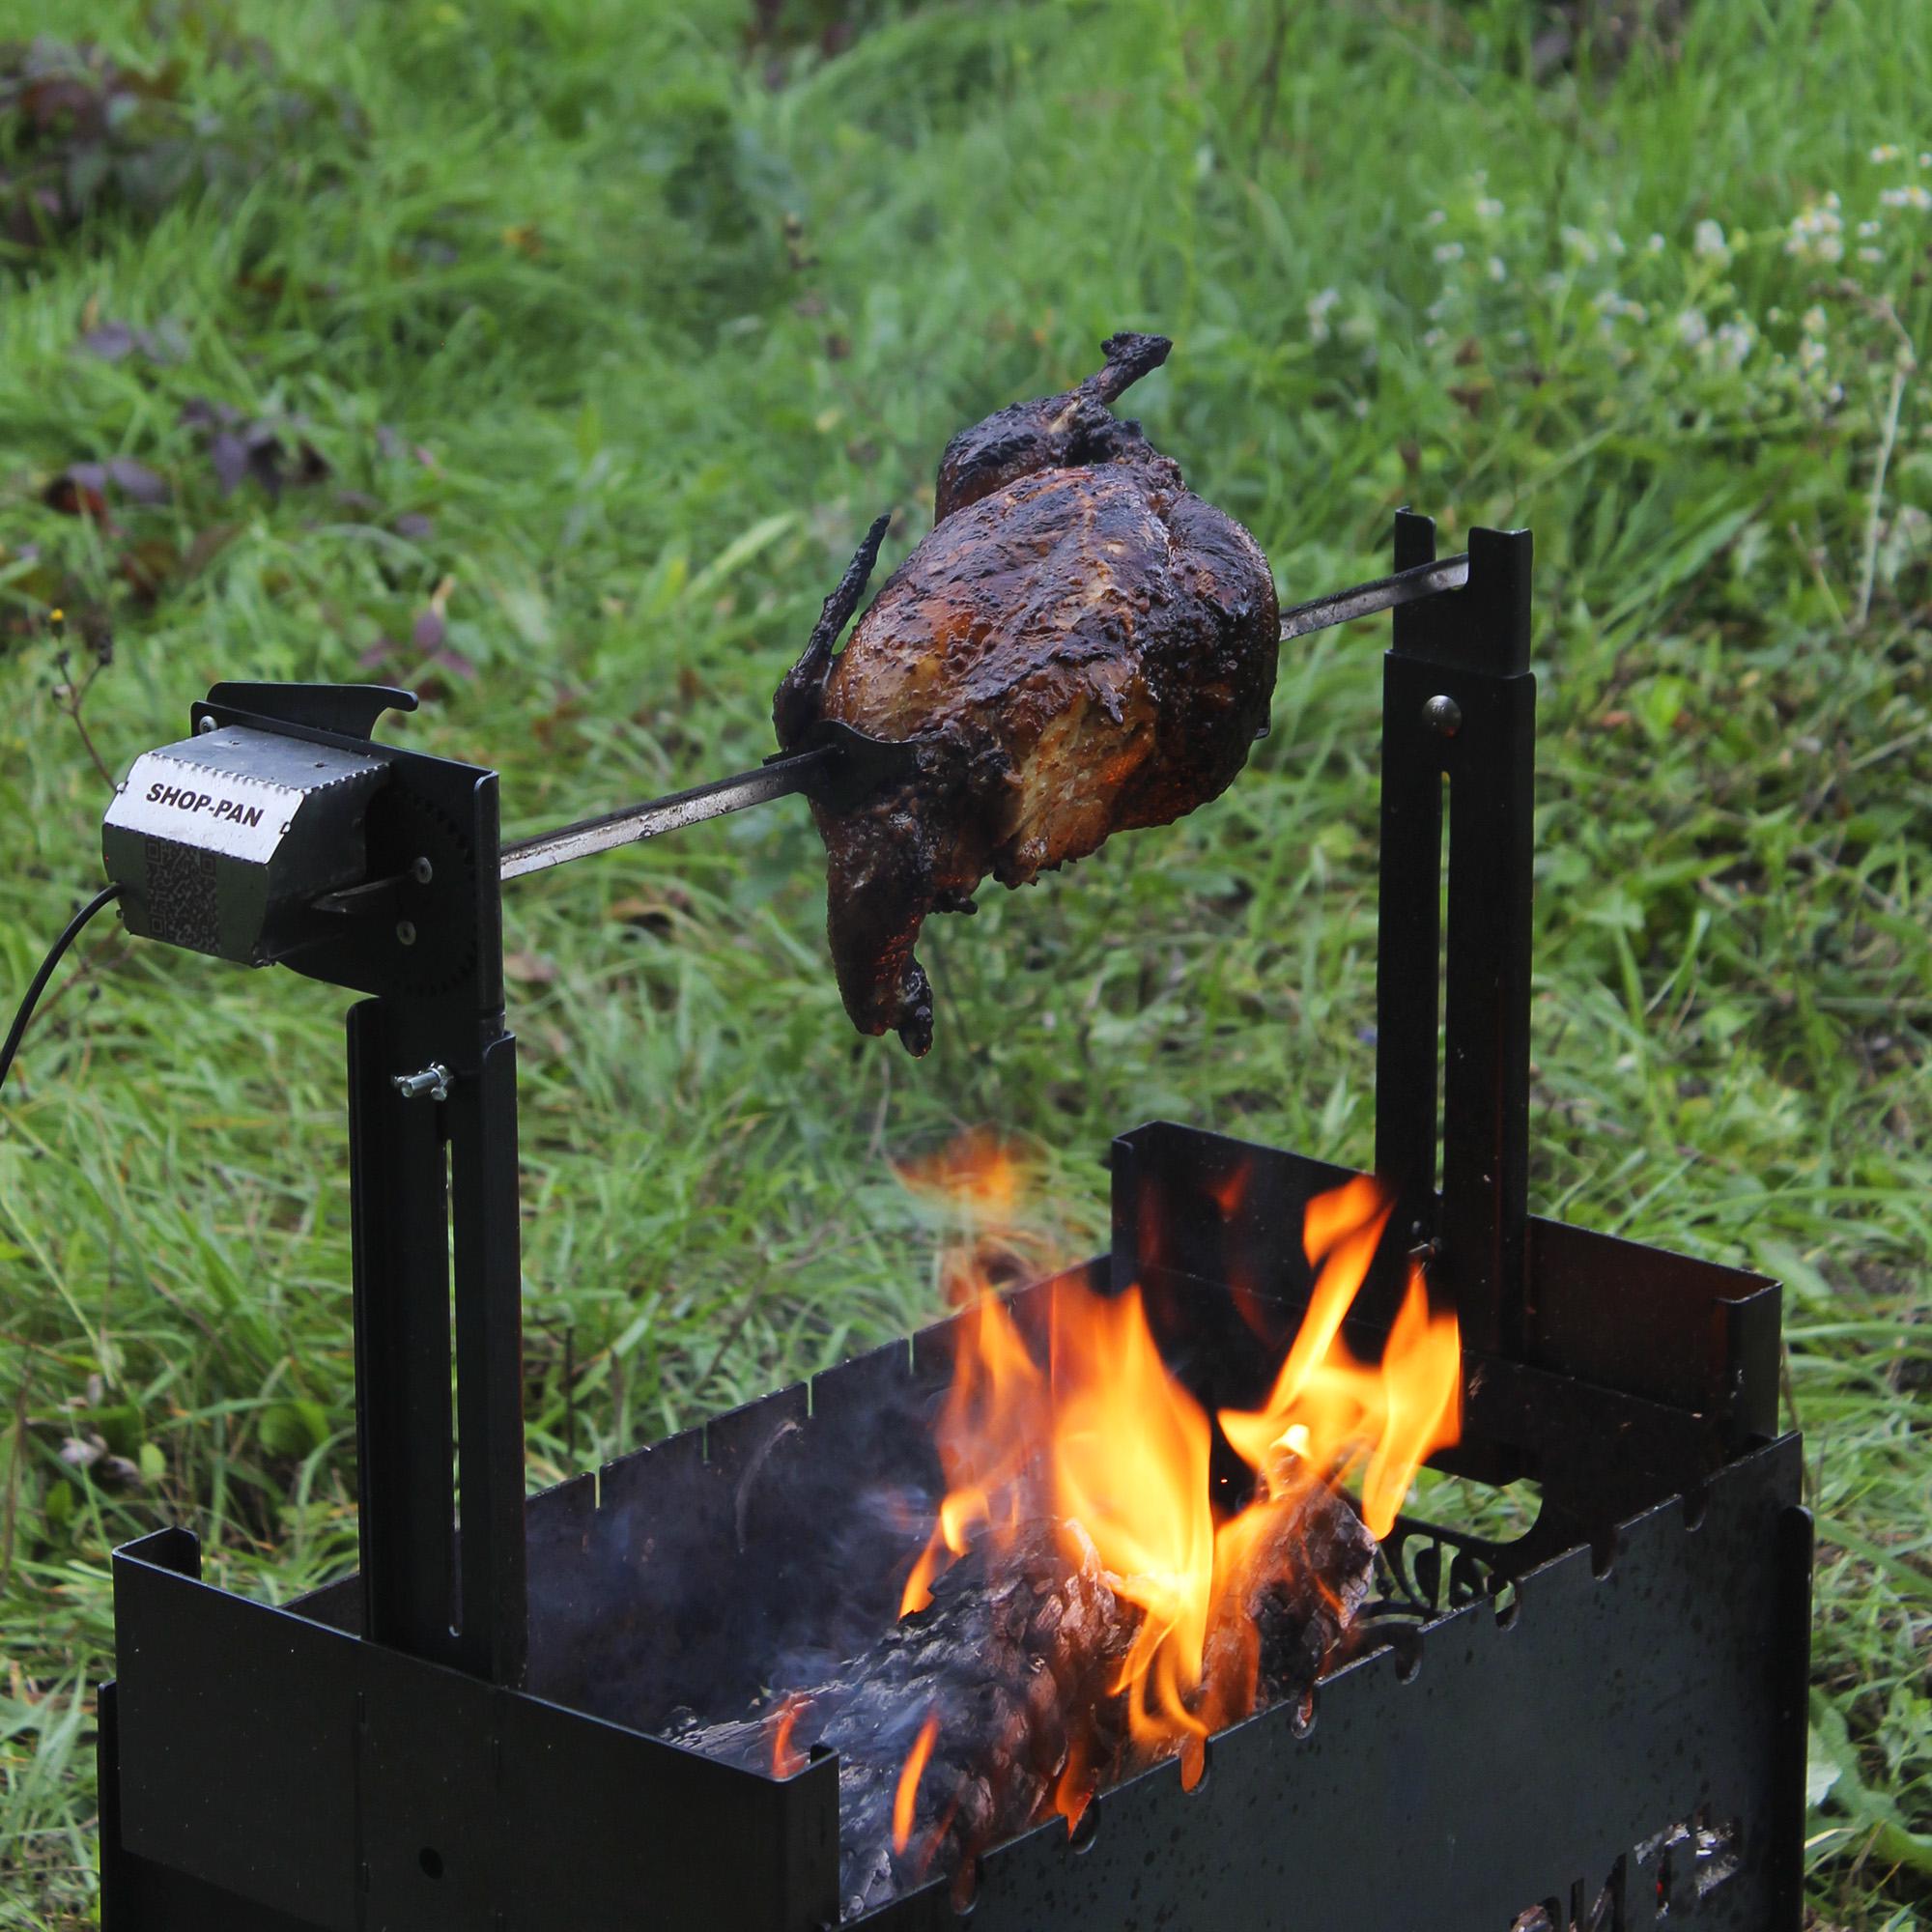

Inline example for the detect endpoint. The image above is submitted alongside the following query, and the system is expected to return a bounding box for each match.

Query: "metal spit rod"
[1276,551,1469,642]
[497,551,1472,884]
[497,748,836,881]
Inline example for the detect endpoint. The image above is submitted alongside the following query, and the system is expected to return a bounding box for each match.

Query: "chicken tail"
[773,511,894,750]
[1084,332,1173,406]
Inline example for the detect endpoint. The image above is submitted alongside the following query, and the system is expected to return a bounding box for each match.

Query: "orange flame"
[899,1289,1049,1615]
[1219,1179,1462,1539]
[895,1137,1462,1788]
[770,1694,808,1778]
[1048,1282,1216,1772]
[894,1128,1021,1220]
[893,1128,1038,1307]
[893,1712,941,1854]
[1053,1738,1094,1833]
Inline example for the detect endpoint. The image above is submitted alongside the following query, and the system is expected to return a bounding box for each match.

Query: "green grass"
[1,0,1928,1924]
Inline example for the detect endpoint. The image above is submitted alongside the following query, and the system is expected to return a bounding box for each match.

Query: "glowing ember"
[892,1712,941,1854]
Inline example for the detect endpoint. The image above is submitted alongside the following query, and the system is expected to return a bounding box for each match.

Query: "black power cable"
[0,883,123,1094]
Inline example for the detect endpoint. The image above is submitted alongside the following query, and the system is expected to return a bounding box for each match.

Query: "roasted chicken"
[775,333,1279,1054]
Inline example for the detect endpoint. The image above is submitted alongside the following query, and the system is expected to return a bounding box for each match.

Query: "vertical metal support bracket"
[348,996,459,1662]
[348,1002,528,1684]
[449,1028,529,1681]
[1374,511,1536,1358]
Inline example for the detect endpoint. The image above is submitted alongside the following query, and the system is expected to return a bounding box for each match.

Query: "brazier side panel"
[109,1530,840,1932]
[862,1435,1807,1932]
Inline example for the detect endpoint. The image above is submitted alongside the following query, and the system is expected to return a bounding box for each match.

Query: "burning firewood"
[665,1486,1374,1918]
[666,1519,1133,1915]
[1201,1470,1378,1736]
[667,1177,1423,1916]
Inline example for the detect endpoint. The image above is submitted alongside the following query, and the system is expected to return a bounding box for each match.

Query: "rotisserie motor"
[775,333,1281,1054]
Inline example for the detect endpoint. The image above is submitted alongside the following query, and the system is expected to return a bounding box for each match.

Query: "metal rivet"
[395,920,417,946]
[412,856,434,885]
[1423,694,1462,738]
[392,1063,451,1102]
[196,715,216,734]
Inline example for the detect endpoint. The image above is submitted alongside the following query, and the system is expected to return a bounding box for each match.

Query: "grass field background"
[2,1,1928,1924]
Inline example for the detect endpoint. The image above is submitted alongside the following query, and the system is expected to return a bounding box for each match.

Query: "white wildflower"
[1785,199,1845,263]
[1306,286,1341,344]
[1425,208,1447,228]
[1434,241,1465,264]
[1798,336,1827,374]
[1676,310,1711,348]
[1922,153,1932,168]
[1559,224,1600,265]
[1859,218,1882,237]
[1476,196,1504,221]
[1693,218,1729,262]
[1714,316,1758,368]
[1859,245,1885,264]
[1488,255,1507,283]
[1802,304,1829,336]
[1880,184,1932,211]
[1647,232,1666,253]
[1870,143,1902,163]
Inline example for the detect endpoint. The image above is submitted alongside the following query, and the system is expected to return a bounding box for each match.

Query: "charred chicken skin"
[775,333,1279,1055]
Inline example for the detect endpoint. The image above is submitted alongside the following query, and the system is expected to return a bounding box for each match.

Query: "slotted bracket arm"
[1374,511,1535,1360]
